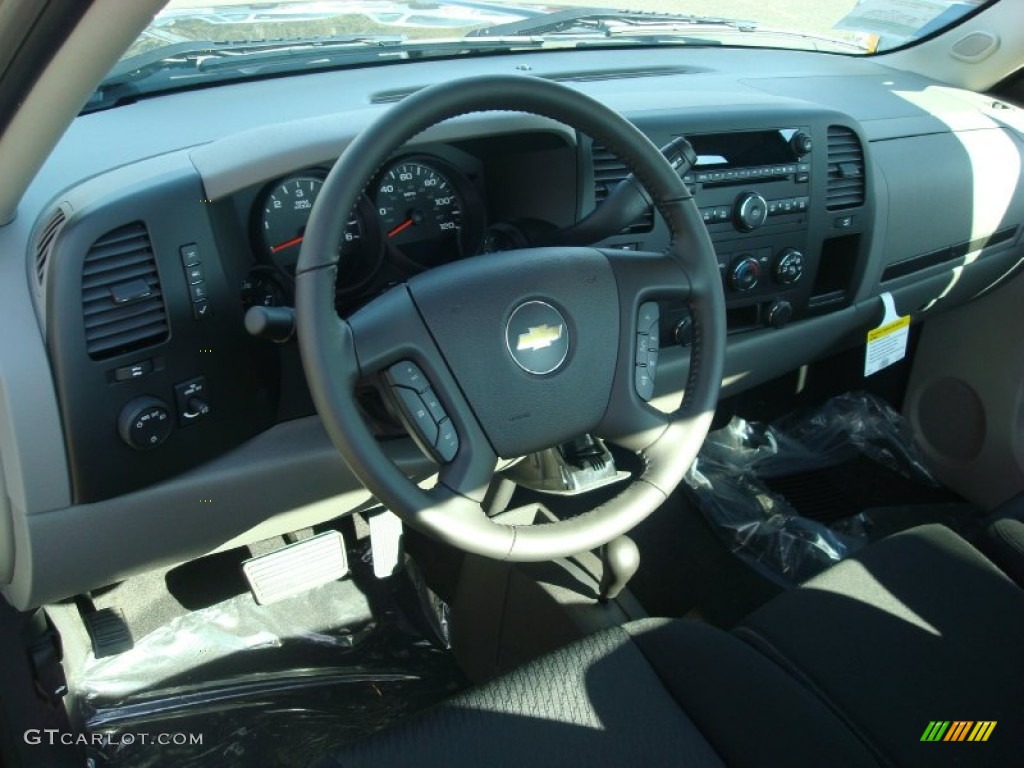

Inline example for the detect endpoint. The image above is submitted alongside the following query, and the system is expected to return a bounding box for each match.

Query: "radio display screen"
[689,129,800,170]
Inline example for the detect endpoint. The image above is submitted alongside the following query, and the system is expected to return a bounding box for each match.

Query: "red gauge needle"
[270,235,303,254]
[387,218,414,238]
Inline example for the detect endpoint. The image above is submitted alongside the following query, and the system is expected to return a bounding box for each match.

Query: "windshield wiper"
[84,36,546,114]
[467,8,758,38]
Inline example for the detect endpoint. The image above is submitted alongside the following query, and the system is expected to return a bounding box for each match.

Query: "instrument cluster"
[244,153,485,313]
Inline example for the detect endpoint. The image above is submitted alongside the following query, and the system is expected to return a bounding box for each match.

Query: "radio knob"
[791,131,813,156]
[734,192,768,232]
[773,248,805,285]
[729,256,761,292]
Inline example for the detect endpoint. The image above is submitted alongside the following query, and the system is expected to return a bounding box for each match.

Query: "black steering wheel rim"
[296,74,725,561]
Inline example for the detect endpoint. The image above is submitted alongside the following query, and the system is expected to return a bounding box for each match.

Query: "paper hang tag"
[368,509,404,579]
[864,292,910,377]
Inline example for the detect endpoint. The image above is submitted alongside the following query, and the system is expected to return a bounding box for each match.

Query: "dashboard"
[3,44,1024,608]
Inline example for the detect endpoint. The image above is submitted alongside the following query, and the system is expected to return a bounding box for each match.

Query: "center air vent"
[592,142,654,234]
[82,222,169,360]
[826,126,865,210]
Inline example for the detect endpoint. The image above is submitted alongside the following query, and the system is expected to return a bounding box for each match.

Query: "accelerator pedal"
[242,530,349,605]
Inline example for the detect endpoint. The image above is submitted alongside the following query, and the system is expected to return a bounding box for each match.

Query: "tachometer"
[374,160,464,266]
[257,174,380,294]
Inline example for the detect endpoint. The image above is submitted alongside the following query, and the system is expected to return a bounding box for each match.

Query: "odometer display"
[375,161,463,266]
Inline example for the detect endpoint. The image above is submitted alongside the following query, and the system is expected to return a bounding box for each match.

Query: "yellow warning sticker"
[867,315,910,343]
[865,293,910,377]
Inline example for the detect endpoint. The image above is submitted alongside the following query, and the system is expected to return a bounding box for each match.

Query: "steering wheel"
[295,75,725,562]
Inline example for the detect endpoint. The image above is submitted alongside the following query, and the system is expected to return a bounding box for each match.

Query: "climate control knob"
[734,192,769,232]
[729,256,761,292]
[118,396,172,450]
[773,248,805,285]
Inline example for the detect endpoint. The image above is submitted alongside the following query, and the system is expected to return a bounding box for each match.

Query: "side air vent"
[592,142,654,234]
[82,222,169,360]
[826,126,865,210]
[34,207,68,288]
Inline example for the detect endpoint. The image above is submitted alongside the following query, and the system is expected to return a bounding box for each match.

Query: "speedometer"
[374,160,464,266]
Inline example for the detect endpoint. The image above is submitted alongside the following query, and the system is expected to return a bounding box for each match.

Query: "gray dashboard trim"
[192,110,576,201]
[3,416,434,609]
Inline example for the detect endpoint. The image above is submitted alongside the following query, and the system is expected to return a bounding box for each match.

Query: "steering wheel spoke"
[347,285,498,502]
[593,248,692,451]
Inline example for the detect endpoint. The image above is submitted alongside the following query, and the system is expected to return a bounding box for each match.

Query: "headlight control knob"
[118,396,172,450]
[734,192,768,232]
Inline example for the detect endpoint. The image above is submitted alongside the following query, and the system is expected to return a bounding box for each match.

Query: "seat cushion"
[976,491,1024,586]
[323,618,879,768]
[737,524,1024,767]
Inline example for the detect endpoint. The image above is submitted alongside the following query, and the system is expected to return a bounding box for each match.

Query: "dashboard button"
[185,263,205,284]
[435,419,459,462]
[192,300,211,320]
[386,360,430,393]
[180,243,200,267]
[114,360,153,381]
[189,282,208,302]
[394,386,438,447]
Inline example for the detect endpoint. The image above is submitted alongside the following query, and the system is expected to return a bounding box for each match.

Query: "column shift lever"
[598,535,640,602]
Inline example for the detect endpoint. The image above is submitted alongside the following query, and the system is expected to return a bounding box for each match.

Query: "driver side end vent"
[826,126,865,210]
[592,142,654,234]
[33,206,68,298]
[82,222,169,360]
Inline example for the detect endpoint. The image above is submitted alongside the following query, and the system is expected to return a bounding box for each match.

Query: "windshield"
[93,0,993,111]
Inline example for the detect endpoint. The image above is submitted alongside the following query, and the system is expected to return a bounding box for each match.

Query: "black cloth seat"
[738,524,1024,767]
[975,491,1024,587]
[321,525,1024,768]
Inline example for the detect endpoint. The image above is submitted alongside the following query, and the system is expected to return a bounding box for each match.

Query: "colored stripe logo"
[921,721,996,742]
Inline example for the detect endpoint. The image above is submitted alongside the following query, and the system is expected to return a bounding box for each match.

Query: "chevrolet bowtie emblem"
[517,323,564,352]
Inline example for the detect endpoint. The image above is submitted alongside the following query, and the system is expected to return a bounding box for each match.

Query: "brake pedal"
[83,607,133,658]
[242,530,349,605]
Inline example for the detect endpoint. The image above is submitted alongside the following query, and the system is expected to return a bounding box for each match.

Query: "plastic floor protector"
[75,546,464,767]
[685,392,942,586]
